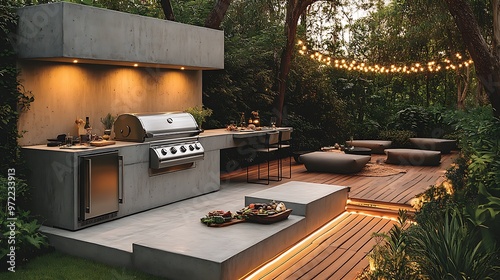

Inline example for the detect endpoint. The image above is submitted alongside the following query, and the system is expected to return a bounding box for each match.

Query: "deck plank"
[223,151,457,280]
[273,214,363,279]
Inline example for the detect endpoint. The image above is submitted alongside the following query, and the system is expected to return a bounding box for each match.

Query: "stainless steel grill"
[114,112,201,142]
[114,112,204,169]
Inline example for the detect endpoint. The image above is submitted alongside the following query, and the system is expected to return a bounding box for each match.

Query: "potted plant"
[100,113,116,139]
[184,105,213,131]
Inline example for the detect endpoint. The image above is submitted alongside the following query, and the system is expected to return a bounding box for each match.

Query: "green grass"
[0,251,164,279]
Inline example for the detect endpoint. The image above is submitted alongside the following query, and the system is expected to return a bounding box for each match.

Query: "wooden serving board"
[90,140,116,147]
[206,218,246,227]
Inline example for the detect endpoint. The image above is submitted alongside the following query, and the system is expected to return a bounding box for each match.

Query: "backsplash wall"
[17,60,202,145]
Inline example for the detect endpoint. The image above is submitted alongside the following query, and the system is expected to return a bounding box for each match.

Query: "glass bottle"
[83,117,91,143]
[84,117,90,129]
[239,112,246,128]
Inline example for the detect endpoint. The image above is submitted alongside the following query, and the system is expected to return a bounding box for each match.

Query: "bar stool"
[246,131,280,185]
[278,130,292,179]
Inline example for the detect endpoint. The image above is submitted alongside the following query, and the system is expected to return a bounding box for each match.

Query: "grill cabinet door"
[79,152,119,221]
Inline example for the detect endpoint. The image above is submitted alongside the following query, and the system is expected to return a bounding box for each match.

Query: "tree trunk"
[160,0,175,21]
[457,65,470,110]
[426,73,430,106]
[444,0,500,117]
[205,0,232,29]
[274,0,318,126]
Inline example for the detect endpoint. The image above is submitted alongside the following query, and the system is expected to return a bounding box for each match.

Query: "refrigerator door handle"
[85,158,92,213]
[119,155,124,204]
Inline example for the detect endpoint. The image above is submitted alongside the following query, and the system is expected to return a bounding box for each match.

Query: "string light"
[296,40,473,75]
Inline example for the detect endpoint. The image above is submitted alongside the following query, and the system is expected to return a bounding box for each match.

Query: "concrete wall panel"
[16,2,224,70]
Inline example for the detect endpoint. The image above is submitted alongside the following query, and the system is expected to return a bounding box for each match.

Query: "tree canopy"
[18,0,500,141]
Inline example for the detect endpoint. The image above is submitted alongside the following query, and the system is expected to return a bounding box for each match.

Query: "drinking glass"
[270,117,277,129]
[65,134,73,146]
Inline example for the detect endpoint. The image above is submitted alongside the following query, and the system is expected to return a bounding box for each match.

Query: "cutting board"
[90,140,116,147]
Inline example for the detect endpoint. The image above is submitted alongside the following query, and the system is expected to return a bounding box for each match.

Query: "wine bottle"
[83,117,91,143]
[84,117,90,129]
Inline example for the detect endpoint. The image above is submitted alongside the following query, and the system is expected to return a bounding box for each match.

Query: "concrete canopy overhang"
[15,2,224,70]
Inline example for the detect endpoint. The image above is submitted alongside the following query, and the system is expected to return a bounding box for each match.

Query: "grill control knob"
[161,148,168,155]
[170,147,177,154]
[194,143,201,150]
[180,146,187,153]
[189,145,194,151]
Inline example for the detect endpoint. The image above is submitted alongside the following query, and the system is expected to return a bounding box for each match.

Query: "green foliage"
[469,183,500,250]
[286,53,352,148]
[0,176,48,267]
[351,118,381,140]
[172,0,215,26]
[68,0,164,18]
[413,183,455,224]
[445,108,500,246]
[99,113,116,129]
[359,211,420,280]
[390,106,440,137]
[202,1,285,128]
[184,105,213,129]
[365,208,500,280]
[0,251,163,279]
[411,207,500,279]
[378,129,416,148]
[1,0,27,173]
[1,0,46,269]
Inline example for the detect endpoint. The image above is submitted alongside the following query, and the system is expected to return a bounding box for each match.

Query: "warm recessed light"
[73,59,78,63]
[133,63,138,67]
[180,67,185,70]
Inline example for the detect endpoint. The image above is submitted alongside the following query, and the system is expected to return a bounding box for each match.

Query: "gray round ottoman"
[409,138,457,154]
[299,152,371,174]
[385,148,441,166]
[347,140,392,154]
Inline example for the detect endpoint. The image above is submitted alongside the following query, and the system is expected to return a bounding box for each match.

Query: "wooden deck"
[221,151,457,279]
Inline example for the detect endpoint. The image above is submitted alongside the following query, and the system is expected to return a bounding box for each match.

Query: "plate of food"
[237,201,292,224]
[200,210,245,227]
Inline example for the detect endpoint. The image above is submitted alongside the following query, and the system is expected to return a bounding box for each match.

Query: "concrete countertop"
[21,140,141,153]
[21,127,293,153]
[202,127,292,138]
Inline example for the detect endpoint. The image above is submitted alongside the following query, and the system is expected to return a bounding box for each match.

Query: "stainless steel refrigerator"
[79,151,120,222]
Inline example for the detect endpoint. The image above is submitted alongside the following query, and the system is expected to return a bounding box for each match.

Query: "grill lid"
[113,112,200,142]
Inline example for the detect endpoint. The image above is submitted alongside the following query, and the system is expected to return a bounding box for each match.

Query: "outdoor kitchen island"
[21,127,292,230]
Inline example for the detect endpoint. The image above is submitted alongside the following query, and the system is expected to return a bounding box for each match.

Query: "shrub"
[390,106,433,137]
[358,211,420,280]
[352,118,381,140]
[410,207,500,279]
[378,130,416,148]
[0,176,48,269]
[451,110,500,246]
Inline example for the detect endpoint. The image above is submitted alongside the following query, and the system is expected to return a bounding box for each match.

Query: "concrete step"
[41,181,349,280]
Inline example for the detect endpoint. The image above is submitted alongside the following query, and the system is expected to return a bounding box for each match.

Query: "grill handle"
[146,129,201,140]
[151,154,204,169]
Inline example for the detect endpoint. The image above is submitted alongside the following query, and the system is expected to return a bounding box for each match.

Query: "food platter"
[200,201,292,227]
[244,209,292,224]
